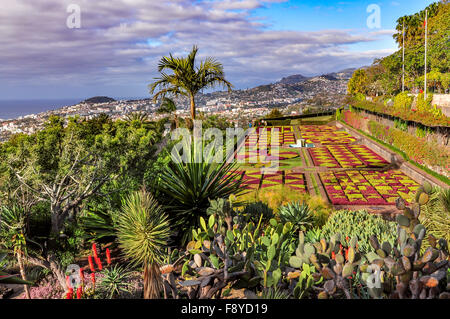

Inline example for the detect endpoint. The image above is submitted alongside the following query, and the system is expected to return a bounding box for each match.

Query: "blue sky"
[251,0,434,50]
[0,0,437,100]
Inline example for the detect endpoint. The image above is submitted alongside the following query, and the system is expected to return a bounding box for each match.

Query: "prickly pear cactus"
[289,232,362,299]
[360,194,449,299]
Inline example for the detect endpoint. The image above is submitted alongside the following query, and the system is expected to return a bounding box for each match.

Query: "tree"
[347,69,369,96]
[0,115,162,291]
[157,97,179,129]
[149,45,233,120]
[115,189,171,299]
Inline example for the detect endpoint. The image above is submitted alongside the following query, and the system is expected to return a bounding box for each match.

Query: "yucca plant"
[278,202,315,233]
[98,265,133,299]
[158,139,242,243]
[115,190,171,299]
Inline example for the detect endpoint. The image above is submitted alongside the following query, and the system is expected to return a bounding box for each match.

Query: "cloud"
[0,0,393,98]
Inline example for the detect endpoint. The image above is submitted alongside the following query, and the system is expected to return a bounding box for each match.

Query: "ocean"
[0,99,82,120]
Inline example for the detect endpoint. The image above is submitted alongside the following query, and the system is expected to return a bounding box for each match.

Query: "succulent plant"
[320,210,396,254]
[278,202,315,233]
[358,195,449,299]
[289,231,362,299]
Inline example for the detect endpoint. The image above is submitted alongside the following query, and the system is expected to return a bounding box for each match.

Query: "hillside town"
[0,72,350,141]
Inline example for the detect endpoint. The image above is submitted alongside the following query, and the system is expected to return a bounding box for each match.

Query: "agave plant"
[115,190,171,299]
[158,139,242,243]
[278,202,315,233]
[98,265,133,299]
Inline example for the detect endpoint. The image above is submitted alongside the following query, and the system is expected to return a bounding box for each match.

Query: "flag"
[423,20,426,27]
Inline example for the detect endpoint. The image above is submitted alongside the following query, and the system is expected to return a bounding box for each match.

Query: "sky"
[0,0,436,100]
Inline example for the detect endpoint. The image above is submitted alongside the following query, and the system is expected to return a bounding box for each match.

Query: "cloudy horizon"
[0,0,436,100]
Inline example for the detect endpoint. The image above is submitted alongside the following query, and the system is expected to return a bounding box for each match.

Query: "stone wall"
[433,94,450,116]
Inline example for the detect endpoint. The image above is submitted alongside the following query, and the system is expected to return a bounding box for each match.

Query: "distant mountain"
[185,67,355,108]
[278,74,309,85]
[83,96,116,104]
[324,68,356,80]
[276,68,356,85]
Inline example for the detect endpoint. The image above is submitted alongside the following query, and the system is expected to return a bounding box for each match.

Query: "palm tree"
[115,190,171,299]
[157,97,179,128]
[149,45,233,120]
[125,111,150,124]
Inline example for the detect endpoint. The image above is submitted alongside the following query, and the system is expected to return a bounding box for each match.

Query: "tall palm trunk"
[16,253,31,299]
[143,263,163,299]
[190,94,196,120]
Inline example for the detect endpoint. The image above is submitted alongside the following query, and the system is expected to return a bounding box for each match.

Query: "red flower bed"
[320,170,419,205]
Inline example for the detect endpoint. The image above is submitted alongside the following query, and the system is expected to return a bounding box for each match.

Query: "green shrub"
[319,210,397,254]
[241,201,273,224]
[393,92,413,112]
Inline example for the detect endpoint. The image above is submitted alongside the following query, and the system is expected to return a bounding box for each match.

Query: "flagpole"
[402,20,405,93]
[424,9,427,99]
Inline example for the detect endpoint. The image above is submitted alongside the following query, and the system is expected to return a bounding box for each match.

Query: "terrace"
[232,121,425,214]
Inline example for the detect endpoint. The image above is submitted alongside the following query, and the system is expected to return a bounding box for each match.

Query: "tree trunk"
[143,263,163,299]
[190,94,196,120]
[17,253,31,299]
[48,253,67,291]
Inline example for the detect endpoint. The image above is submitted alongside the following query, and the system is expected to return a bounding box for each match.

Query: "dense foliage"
[348,1,449,97]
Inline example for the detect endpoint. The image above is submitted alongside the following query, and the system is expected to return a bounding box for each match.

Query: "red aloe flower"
[88,256,95,272]
[331,251,336,260]
[95,257,103,271]
[76,286,83,299]
[92,243,98,259]
[91,272,96,285]
[345,249,349,260]
[79,268,85,283]
[106,248,111,265]
[66,288,74,299]
[66,275,72,289]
